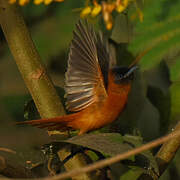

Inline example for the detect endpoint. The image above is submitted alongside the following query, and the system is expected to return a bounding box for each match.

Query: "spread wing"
[65,20,111,112]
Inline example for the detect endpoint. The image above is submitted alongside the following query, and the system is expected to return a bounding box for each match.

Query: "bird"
[17,20,137,135]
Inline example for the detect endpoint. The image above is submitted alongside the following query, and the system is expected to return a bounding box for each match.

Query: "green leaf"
[170,83,180,121]
[111,14,133,43]
[144,61,170,94]
[139,34,180,70]
[120,166,145,180]
[24,99,40,120]
[123,135,159,175]
[169,56,180,81]
[128,0,180,71]
[147,86,171,135]
[64,133,159,175]
[144,62,171,134]
[65,133,130,157]
[137,98,160,140]
[130,16,180,53]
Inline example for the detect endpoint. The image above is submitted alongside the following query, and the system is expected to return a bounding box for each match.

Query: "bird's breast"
[73,83,131,134]
[83,84,131,130]
[100,85,131,125]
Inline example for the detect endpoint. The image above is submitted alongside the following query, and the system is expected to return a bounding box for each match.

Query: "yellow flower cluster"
[9,0,143,30]
[81,0,102,18]
[81,0,130,30]
[34,0,64,5]
[9,0,64,6]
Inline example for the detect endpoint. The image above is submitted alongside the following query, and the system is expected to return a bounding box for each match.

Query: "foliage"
[128,0,180,71]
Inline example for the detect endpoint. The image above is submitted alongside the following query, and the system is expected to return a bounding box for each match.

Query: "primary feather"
[65,20,111,112]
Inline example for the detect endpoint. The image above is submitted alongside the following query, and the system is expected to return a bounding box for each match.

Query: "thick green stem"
[0,1,94,179]
[0,1,64,118]
[156,121,180,175]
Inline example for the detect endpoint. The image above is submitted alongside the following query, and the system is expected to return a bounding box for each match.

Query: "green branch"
[0,1,95,179]
[156,121,180,176]
[0,1,64,118]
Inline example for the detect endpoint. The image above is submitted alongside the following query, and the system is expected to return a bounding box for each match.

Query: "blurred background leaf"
[128,0,180,71]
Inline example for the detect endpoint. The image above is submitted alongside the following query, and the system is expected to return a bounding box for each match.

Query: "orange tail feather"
[16,113,78,131]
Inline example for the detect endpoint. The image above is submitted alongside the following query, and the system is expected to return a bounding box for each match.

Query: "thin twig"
[129,46,153,68]
[0,148,16,154]
[156,121,180,175]
[0,155,34,178]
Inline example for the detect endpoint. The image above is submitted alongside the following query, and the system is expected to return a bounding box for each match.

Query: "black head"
[112,65,138,84]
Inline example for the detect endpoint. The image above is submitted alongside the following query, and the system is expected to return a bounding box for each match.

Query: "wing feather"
[65,20,111,112]
[65,85,94,94]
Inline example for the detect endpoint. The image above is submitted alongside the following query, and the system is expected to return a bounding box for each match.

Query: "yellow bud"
[103,12,109,22]
[91,4,101,17]
[19,0,29,6]
[123,0,129,7]
[80,6,91,17]
[9,0,16,4]
[106,21,112,30]
[116,4,126,13]
[137,8,144,22]
[54,0,64,2]
[44,0,53,5]
[34,0,43,5]
[116,0,129,13]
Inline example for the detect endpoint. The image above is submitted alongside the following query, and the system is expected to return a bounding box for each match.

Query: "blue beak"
[124,65,138,78]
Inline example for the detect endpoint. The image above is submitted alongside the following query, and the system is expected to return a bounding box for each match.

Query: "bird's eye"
[118,74,123,79]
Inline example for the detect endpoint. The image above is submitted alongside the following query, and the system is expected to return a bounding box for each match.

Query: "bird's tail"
[16,113,78,131]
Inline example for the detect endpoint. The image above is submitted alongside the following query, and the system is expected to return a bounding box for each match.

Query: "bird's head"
[111,65,138,84]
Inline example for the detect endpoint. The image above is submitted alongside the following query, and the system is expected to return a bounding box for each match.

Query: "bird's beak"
[124,65,138,78]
